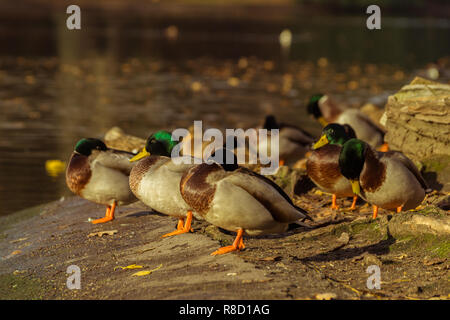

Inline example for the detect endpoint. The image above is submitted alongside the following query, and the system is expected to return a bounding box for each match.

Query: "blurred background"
[0,0,449,216]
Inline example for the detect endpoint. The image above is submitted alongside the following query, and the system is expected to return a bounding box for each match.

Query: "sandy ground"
[0,187,449,300]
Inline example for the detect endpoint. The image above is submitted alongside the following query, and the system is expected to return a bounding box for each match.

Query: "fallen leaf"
[132,270,153,277]
[132,264,162,277]
[394,253,408,260]
[258,278,274,283]
[2,250,22,260]
[88,230,118,238]
[315,292,337,300]
[13,270,26,275]
[114,264,144,271]
[262,256,282,261]
[314,190,324,196]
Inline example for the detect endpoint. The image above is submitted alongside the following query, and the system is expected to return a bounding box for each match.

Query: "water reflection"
[0,8,448,216]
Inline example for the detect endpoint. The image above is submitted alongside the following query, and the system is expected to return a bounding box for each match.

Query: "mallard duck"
[306,93,388,151]
[338,139,428,218]
[306,123,358,210]
[180,148,311,255]
[66,138,137,224]
[104,125,213,158]
[129,130,200,238]
[261,115,315,166]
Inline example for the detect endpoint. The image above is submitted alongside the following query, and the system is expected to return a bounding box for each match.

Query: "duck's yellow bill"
[350,180,360,195]
[318,116,328,127]
[129,148,150,162]
[313,134,329,150]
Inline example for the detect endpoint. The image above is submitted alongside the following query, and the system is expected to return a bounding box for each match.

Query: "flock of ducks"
[65,94,429,255]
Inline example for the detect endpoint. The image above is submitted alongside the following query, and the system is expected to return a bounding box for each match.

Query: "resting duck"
[180,148,311,255]
[306,93,388,151]
[338,139,428,218]
[306,123,358,210]
[66,138,137,224]
[260,115,315,166]
[129,130,200,238]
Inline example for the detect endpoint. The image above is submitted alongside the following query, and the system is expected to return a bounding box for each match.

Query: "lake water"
[0,7,449,216]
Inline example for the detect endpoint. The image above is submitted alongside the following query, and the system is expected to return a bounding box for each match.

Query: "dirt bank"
[0,188,448,300]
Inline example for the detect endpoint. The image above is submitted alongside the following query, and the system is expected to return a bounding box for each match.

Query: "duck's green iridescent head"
[312,123,356,149]
[338,138,367,195]
[130,130,177,162]
[74,138,107,156]
[306,93,328,126]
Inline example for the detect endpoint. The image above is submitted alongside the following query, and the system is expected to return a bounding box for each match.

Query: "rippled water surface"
[0,8,449,216]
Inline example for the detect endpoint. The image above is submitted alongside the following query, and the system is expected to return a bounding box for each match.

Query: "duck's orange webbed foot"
[161,211,193,238]
[91,216,114,224]
[396,206,403,213]
[348,195,358,211]
[176,218,185,230]
[331,194,339,210]
[279,159,285,166]
[378,143,389,152]
[372,205,379,219]
[211,229,245,256]
[91,202,116,224]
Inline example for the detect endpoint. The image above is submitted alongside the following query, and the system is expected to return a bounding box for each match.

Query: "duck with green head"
[180,148,311,255]
[66,138,137,224]
[129,130,200,238]
[306,123,359,210]
[338,139,428,218]
[306,93,388,151]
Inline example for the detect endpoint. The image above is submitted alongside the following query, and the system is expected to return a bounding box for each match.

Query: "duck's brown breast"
[129,156,160,195]
[360,148,386,193]
[306,145,342,189]
[66,153,91,195]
